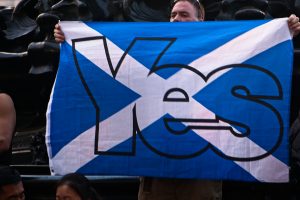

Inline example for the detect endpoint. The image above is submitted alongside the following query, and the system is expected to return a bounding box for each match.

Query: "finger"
[293,27,300,35]
[288,14,297,22]
[54,29,62,34]
[54,33,65,40]
[55,23,60,29]
[54,34,65,40]
[290,22,300,30]
[288,17,299,25]
[291,24,300,37]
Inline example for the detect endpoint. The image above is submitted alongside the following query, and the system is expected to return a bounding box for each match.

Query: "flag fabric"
[46,19,293,182]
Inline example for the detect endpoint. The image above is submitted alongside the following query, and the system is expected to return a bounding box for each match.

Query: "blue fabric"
[47,21,293,182]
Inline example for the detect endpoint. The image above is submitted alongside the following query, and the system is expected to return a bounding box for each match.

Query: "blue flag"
[46,19,293,182]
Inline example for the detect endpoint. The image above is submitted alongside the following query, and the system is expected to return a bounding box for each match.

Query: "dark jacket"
[290,110,300,182]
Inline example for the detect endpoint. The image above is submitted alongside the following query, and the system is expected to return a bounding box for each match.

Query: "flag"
[46,19,293,182]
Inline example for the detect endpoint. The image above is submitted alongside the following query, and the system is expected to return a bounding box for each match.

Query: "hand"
[54,23,65,43]
[288,14,300,37]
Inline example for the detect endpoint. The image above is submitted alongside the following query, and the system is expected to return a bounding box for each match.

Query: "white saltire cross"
[48,19,290,182]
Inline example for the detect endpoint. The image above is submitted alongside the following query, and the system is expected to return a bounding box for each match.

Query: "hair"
[0,165,22,193]
[56,173,102,200]
[171,0,205,20]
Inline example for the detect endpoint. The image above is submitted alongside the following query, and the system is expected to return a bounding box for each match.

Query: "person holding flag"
[53,0,300,199]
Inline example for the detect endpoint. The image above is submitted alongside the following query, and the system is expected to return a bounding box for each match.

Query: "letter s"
[194,64,284,161]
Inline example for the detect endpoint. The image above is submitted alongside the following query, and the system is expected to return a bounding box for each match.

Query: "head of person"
[56,173,102,200]
[0,166,25,200]
[170,0,205,22]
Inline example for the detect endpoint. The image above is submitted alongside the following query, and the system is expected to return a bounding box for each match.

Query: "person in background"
[56,173,102,200]
[0,93,16,165]
[0,165,25,200]
[53,1,300,42]
[137,1,221,199]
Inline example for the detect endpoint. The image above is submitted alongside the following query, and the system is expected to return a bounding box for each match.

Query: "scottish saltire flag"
[46,19,293,182]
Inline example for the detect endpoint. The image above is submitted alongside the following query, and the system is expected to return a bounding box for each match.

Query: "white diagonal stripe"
[168,18,291,95]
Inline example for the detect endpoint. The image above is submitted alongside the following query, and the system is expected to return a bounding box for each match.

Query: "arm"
[288,14,300,37]
[0,94,16,152]
[54,23,65,43]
